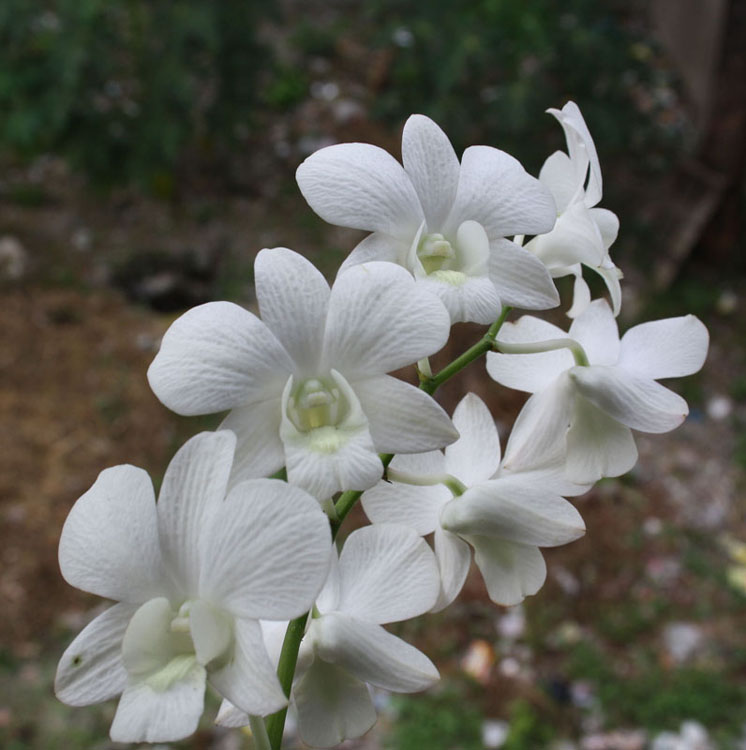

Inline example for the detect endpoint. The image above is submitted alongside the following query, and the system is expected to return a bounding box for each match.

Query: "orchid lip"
[286,376,349,433]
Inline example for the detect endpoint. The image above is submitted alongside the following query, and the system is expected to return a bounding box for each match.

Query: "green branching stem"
[265,305,512,749]
[420,306,512,394]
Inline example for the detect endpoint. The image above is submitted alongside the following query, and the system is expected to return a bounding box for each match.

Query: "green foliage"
[0,0,271,188]
[387,687,483,750]
[502,700,556,750]
[364,0,685,176]
[568,641,746,738]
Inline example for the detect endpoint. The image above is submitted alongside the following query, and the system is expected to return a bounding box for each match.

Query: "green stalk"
[249,714,272,750]
[420,306,511,394]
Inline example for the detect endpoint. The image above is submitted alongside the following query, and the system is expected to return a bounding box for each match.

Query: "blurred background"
[1,0,744,748]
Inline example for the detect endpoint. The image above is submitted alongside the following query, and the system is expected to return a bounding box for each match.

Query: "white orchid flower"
[296,114,560,324]
[362,394,587,609]
[487,300,709,484]
[526,101,623,317]
[55,431,332,743]
[148,248,457,502]
[218,524,440,747]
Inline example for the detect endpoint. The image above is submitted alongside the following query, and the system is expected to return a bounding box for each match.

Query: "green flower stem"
[249,714,272,750]
[266,307,512,749]
[493,336,590,366]
[265,613,309,749]
[421,306,511,395]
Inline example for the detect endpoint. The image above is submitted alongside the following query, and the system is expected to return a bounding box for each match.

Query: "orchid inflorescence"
[55,102,709,748]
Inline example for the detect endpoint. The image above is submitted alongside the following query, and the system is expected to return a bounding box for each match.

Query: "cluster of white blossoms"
[56,103,709,748]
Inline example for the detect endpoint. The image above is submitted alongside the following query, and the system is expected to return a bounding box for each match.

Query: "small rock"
[662,622,704,664]
[461,639,494,684]
[482,719,509,748]
[0,236,28,280]
[715,289,738,315]
[581,729,646,750]
[497,606,525,641]
[706,394,732,421]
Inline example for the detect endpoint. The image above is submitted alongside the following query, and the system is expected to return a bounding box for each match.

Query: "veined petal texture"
[148,301,293,416]
[402,114,461,229]
[336,525,440,623]
[296,142,424,239]
[198,478,331,620]
[58,465,165,603]
[323,261,450,377]
[255,247,330,372]
[445,393,502,485]
[315,613,439,692]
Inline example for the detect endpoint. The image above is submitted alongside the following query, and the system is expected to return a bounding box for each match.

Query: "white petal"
[296,142,424,239]
[109,661,206,743]
[189,600,233,668]
[619,315,709,380]
[121,597,175,680]
[199,478,331,620]
[56,603,138,706]
[402,114,461,229]
[594,261,623,317]
[500,377,574,472]
[362,479,447,536]
[315,613,439,691]
[337,524,440,623]
[500,463,591,498]
[445,146,556,238]
[295,659,376,748]
[445,393,501,484]
[570,366,689,433]
[488,238,560,310]
[420,272,502,325]
[209,618,287,716]
[589,207,619,249]
[566,396,638,483]
[568,299,620,365]
[220,400,284,490]
[322,261,450,377]
[147,302,293,416]
[339,232,408,274]
[486,317,573,394]
[215,699,249,728]
[58,465,165,603]
[388,449,448,476]
[280,371,383,500]
[255,247,330,371]
[457,220,491,275]
[467,536,546,606]
[539,150,577,213]
[528,199,606,269]
[549,101,602,206]
[316,548,341,614]
[565,265,593,318]
[354,375,459,453]
[440,479,585,547]
[157,431,236,594]
[431,526,471,612]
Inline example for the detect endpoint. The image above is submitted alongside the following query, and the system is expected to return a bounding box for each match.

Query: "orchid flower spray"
[56,100,709,749]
